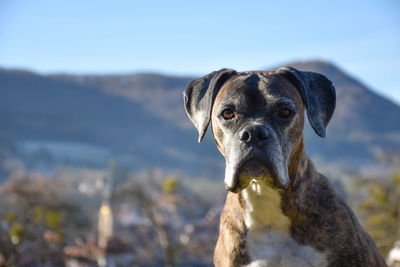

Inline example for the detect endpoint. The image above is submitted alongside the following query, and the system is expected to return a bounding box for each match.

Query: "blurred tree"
[113,170,220,266]
[0,172,91,266]
[115,172,179,267]
[358,163,400,256]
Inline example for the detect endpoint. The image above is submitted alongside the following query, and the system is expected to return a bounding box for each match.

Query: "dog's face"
[184,67,335,193]
[211,73,305,192]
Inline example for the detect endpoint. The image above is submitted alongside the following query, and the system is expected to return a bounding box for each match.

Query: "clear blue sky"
[0,0,399,103]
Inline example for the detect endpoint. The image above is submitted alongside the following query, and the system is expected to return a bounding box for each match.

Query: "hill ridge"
[0,60,399,178]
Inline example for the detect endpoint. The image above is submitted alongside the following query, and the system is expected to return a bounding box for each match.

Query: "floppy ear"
[276,67,336,138]
[184,69,237,142]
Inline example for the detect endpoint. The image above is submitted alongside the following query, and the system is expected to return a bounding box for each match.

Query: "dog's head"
[184,67,335,193]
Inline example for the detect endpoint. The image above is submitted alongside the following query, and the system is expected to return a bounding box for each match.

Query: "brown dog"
[184,67,387,266]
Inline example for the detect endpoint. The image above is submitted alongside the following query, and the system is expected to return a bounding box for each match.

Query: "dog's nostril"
[257,129,268,140]
[240,131,250,142]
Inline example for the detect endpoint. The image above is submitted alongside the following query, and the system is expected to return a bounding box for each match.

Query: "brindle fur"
[184,68,387,267]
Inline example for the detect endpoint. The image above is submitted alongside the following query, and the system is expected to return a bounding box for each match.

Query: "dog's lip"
[236,153,272,174]
[237,148,263,165]
[237,157,257,170]
[225,184,242,193]
[233,153,284,188]
[225,146,287,193]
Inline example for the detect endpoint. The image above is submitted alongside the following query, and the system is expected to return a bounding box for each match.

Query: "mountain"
[0,69,222,178]
[0,60,399,179]
[51,72,194,129]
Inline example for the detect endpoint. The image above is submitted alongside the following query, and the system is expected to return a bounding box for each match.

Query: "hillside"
[0,60,399,179]
[0,69,222,178]
[51,72,194,128]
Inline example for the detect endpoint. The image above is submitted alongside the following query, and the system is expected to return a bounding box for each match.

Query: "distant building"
[98,201,113,249]
[97,160,115,251]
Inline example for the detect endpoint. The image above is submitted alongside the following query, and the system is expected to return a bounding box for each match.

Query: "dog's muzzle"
[223,124,289,193]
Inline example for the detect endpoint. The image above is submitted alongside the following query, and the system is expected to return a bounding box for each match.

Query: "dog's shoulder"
[214,192,250,267]
[289,170,387,266]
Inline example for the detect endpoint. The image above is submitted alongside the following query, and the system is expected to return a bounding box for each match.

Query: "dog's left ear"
[184,69,237,143]
[277,67,336,138]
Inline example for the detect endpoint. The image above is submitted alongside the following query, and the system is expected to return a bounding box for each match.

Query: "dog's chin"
[224,159,280,193]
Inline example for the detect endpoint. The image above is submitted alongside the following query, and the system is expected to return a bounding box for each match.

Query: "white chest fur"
[242,180,328,267]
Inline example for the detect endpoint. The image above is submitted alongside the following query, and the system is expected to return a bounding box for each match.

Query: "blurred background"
[0,0,399,266]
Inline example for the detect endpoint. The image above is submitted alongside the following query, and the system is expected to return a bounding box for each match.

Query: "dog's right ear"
[276,67,336,138]
[184,69,237,143]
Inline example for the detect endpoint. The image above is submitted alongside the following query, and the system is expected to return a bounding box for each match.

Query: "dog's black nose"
[239,125,269,145]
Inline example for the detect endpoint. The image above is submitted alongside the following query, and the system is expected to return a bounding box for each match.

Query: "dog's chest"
[242,181,328,267]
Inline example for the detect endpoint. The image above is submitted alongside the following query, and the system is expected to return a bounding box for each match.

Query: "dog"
[183,67,387,266]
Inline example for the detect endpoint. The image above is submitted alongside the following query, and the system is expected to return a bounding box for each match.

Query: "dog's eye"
[278,108,292,119]
[221,109,235,120]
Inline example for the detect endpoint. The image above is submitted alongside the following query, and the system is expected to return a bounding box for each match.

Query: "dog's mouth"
[238,158,272,180]
[224,156,282,193]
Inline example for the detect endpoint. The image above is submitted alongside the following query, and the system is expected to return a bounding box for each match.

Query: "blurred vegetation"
[0,171,91,266]
[112,169,221,266]
[1,156,400,265]
[358,163,400,256]
[163,176,178,194]
[0,165,224,266]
